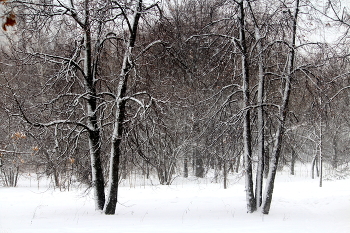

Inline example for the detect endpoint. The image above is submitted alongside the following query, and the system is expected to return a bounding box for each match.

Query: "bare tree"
[234,0,256,213]
[261,0,300,215]
[2,0,160,215]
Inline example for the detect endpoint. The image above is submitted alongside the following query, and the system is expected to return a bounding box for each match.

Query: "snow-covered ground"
[1,166,349,233]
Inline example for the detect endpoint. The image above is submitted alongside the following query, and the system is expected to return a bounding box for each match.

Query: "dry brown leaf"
[2,13,16,31]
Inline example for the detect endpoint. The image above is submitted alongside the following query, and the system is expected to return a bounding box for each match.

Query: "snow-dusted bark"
[261,0,300,215]
[83,3,106,211]
[255,31,265,207]
[103,0,143,215]
[248,2,266,208]
[238,0,256,213]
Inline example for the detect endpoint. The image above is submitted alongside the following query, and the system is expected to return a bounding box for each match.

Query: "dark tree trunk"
[53,169,60,188]
[184,158,188,178]
[103,1,143,215]
[264,146,270,179]
[238,0,256,213]
[311,154,319,179]
[121,156,127,180]
[103,109,124,214]
[290,149,296,175]
[261,0,300,215]
[89,129,106,210]
[223,160,228,189]
[146,162,150,179]
[235,155,240,173]
[195,152,205,178]
[332,136,338,169]
[193,118,204,178]
[103,60,129,215]
[252,10,266,208]
[83,5,106,210]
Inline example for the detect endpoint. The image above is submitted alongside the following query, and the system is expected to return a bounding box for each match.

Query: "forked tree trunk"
[261,0,300,215]
[104,1,142,215]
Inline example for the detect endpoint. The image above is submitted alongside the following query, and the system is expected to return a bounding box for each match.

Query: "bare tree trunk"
[235,154,240,173]
[53,126,60,188]
[193,120,204,178]
[88,128,105,210]
[290,148,296,175]
[195,150,204,178]
[332,136,338,169]
[319,108,323,187]
[261,0,300,215]
[103,47,130,215]
[222,138,228,189]
[238,0,256,213]
[249,5,266,207]
[223,160,228,189]
[319,142,323,187]
[82,3,106,210]
[104,0,142,215]
[104,98,125,214]
[184,157,189,178]
[311,154,319,179]
[264,146,270,179]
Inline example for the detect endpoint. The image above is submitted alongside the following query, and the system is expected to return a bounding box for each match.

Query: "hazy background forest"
[0,0,349,215]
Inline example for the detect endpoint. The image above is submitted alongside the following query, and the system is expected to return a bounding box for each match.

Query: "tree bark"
[83,0,105,210]
[311,154,319,179]
[53,126,60,188]
[290,149,296,175]
[261,0,300,215]
[264,146,269,179]
[184,157,189,178]
[319,111,323,187]
[332,136,338,169]
[195,151,205,178]
[252,11,265,208]
[223,159,228,189]
[104,0,143,215]
[235,154,240,173]
[238,0,256,213]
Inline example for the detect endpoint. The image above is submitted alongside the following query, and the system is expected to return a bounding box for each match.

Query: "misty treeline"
[0,0,349,214]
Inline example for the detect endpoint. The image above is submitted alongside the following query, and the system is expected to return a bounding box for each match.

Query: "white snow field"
[1,166,349,233]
